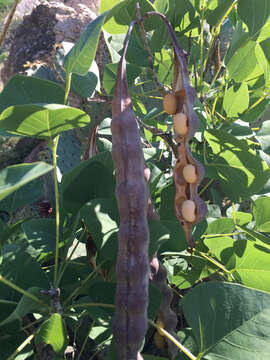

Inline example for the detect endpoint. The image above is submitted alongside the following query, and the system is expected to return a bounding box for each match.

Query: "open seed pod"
[142,12,207,250]
[169,25,207,250]
[111,21,149,360]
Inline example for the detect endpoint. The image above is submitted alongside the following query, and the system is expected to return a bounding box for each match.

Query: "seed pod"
[111,21,149,360]
[141,11,207,249]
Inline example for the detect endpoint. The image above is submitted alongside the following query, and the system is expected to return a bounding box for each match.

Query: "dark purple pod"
[111,21,149,360]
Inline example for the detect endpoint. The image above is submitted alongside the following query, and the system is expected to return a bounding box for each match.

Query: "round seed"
[182,200,196,222]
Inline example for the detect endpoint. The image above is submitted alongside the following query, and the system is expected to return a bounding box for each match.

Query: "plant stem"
[149,320,197,360]
[196,251,231,275]
[65,302,114,310]
[64,72,72,105]
[199,178,214,196]
[7,334,34,360]
[0,275,49,309]
[0,0,20,47]
[63,261,105,306]
[56,227,86,288]
[51,135,60,289]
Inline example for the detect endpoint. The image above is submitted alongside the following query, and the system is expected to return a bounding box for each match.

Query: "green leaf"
[205,0,234,26]
[204,236,270,293]
[101,0,160,34]
[205,129,270,201]
[0,178,43,214]
[23,219,57,254]
[61,152,115,213]
[71,71,98,98]
[103,62,141,94]
[253,197,270,232]
[149,220,170,257]
[100,0,128,34]
[227,40,257,82]
[0,104,90,140]
[206,218,234,235]
[63,12,108,76]
[255,43,270,87]
[238,0,270,42]
[0,287,48,333]
[257,120,270,154]
[0,162,53,202]
[80,199,118,260]
[183,282,270,359]
[223,83,249,117]
[171,256,216,289]
[0,75,65,113]
[35,313,67,355]
[0,252,50,301]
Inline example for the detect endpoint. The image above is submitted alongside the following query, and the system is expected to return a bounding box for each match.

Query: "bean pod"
[111,22,149,360]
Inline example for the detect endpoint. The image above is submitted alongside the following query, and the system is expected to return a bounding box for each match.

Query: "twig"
[136,117,178,157]
[135,3,166,95]
[0,0,20,47]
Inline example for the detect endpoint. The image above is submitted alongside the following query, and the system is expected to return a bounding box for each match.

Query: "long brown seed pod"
[141,12,207,250]
[111,21,150,360]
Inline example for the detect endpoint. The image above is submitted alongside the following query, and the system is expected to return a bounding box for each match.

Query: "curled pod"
[111,21,149,360]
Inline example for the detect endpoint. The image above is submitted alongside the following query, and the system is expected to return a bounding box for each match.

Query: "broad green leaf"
[225,23,249,65]
[100,0,128,34]
[0,252,50,301]
[61,152,115,213]
[0,104,90,140]
[35,313,67,355]
[171,256,216,289]
[183,282,270,359]
[204,236,270,293]
[238,0,270,42]
[0,287,48,333]
[253,197,270,232]
[206,218,234,235]
[72,71,98,98]
[23,219,57,254]
[80,199,118,260]
[101,0,160,34]
[0,218,31,247]
[241,97,269,122]
[0,178,43,214]
[227,40,257,82]
[205,129,270,201]
[231,211,252,226]
[223,83,249,117]
[257,120,270,154]
[206,0,234,26]
[203,236,235,268]
[0,75,65,113]
[0,162,53,202]
[63,12,108,76]
[255,43,270,87]
[103,62,141,94]
[148,220,170,257]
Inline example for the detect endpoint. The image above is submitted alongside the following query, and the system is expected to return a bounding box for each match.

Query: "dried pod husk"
[111,22,149,360]
[141,12,207,249]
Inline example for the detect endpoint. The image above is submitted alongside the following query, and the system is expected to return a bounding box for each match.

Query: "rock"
[0,0,100,85]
